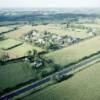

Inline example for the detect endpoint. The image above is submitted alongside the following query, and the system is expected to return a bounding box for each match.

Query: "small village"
[24,27,97,51]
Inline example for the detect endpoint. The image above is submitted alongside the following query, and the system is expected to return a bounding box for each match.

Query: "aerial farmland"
[0,8,100,100]
[23,61,100,100]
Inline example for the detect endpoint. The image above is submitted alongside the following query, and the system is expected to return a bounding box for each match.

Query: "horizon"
[0,0,99,9]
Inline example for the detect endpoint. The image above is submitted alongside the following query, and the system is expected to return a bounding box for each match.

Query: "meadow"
[33,24,89,39]
[7,43,45,58]
[0,39,22,50]
[23,61,100,100]
[44,36,100,67]
[0,26,15,33]
[0,61,35,91]
[5,25,33,39]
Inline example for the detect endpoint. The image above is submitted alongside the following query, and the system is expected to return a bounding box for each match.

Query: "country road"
[1,53,100,100]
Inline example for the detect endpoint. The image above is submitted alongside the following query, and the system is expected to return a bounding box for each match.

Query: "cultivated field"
[0,39,22,50]
[7,43,45,58]
[0,49,5,57]
[44,36,100,67]
[83,23,100,29]
[0,26,14,33]
[0,61,35,91]
[33,24,89,39]
[72,23,100,31]
[23,61,100,100]
[5,25,33,39]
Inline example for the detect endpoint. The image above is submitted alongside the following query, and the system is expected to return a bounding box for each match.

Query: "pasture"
[33,24,89,39]
[44,36,100,67]
[5,25,33,39]
[0,26,15,33]
[83,23,100,29]
[7,43,45,58]
[23,61,100,100]
[0,61,35,91]
[0,39,22,50]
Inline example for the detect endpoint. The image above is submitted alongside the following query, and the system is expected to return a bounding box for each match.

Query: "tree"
[0,34,5,41]
[0,52,9,63]
[53,64,60,72]
[27,50,32,56]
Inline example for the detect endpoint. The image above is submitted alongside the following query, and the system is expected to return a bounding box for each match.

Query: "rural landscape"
[0,8,100,100]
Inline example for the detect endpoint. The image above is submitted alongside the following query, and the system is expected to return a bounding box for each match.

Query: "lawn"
[23,61,100,100]
[0,61,35,91]
[0,39,22,50]
[44,36,100,67]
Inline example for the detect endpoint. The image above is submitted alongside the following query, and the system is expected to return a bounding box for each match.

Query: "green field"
[0,26,15,33]
[72,23,100,31]
[33,24,89,39]
[0,61,35,91]
[5,25,33,39]
[23,61,100,100]
[83,23,100,29]
[7,43,45,58]
[0,38,44,58]
[0,50,5,57]
[44,36,100,67]
[0,39,22,50]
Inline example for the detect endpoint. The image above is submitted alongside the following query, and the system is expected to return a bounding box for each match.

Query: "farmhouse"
[30,59,44,68]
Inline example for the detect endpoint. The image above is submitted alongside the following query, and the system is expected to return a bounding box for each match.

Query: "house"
[32,31,37,36]
[30,60,44,68]
[67,36,73,43]
[25,36,29,41]
[36,39,45,44]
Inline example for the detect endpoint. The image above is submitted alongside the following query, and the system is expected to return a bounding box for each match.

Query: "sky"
[0,0,99,8]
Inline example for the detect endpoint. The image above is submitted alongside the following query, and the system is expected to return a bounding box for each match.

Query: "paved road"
[1,53,100,100]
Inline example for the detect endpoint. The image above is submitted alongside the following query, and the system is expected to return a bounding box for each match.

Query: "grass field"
[33,24,88,39]
[0,26,15,33]
[44,36,100,67]
[5,25,33,39]
[83,23,100,29]
[23,61,100,100]
[0,61,35,91]
[0,49,5,57]
[73,23,100,30]
[7,43,45,58]
[0,39,44,58]
[0,39,22,50]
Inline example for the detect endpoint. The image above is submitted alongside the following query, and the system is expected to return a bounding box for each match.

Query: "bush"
[53,64,60,72]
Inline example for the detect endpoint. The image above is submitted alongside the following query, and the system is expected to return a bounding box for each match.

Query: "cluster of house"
[30,59,44,68]
[87,28,97,36]
[24,30,81,50]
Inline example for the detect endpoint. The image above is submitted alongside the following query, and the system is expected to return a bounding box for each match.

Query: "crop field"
[0,61,35,91]
[33,24,89,39]
[0,39,22,50]
[0,9,100,100]
[0,49,5,57]
[83,23,100,29]
[0,26,15,33]
[5,25,33,39]
[7,43,45,58]
[23,61,100,100]
[73,23,100,30]
[44,36,100,67]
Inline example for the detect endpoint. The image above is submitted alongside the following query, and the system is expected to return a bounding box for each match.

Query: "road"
[1,53,100,100]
